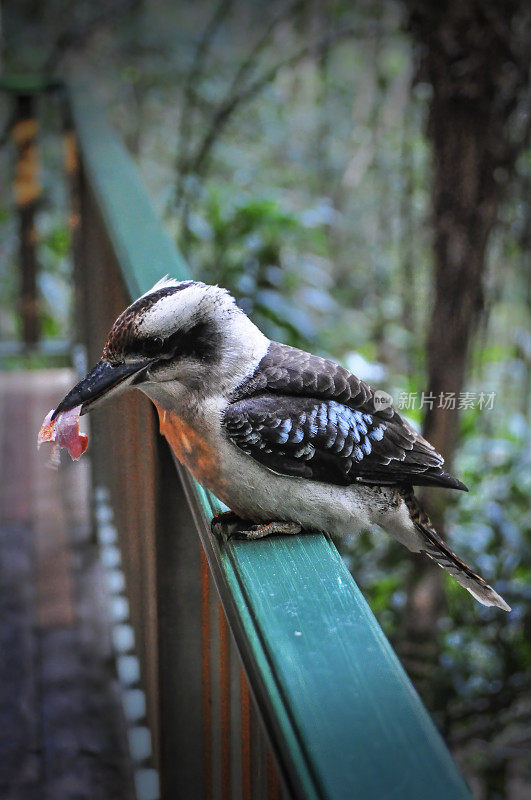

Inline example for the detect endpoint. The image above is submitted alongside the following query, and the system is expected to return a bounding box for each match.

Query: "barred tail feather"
[400,488,511,612]
[421,536,511,611]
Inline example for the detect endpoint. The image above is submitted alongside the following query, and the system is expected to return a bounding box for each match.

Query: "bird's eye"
[142,336,164,357]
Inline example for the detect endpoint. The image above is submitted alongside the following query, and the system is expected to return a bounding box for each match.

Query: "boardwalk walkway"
[0,369,134,800]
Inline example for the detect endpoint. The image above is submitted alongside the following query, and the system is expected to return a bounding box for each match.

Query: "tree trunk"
[399,0,530,690]
[408,0,529,473]
[424,104,498,467]
[13,93,42,346]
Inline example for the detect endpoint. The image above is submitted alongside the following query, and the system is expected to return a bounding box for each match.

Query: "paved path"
[0,369,134,800]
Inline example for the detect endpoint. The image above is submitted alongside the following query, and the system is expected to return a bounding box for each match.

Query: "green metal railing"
[7,80,473,800]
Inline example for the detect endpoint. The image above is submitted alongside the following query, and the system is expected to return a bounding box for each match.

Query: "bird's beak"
[52,359,152,420]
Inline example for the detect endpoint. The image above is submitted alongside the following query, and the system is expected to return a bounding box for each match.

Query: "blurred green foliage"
[187,188,335,349]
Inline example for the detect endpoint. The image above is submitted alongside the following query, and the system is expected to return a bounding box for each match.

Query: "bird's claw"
[240,521,302,539]
[211,512,302,541]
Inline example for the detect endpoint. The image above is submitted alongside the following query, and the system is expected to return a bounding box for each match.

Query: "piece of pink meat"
[38,405,88,466]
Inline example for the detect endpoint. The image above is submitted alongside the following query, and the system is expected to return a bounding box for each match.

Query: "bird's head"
[53,277,268,418]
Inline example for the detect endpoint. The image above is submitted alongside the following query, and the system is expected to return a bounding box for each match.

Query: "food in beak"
[38,405,88,468]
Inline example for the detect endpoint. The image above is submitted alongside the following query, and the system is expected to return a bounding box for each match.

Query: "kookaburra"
[53,277,509,611]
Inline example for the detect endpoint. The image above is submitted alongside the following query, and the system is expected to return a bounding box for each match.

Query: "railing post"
[71,171,163,777]
[154,438,207,798]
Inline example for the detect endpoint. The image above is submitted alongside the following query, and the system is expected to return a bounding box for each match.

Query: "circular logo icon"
[373,389,393,411]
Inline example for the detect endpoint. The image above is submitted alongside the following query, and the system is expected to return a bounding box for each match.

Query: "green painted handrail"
[69,85,472,800]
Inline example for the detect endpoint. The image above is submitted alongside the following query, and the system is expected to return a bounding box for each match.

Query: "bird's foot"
[211,512,301,541]
[239,521,302,540]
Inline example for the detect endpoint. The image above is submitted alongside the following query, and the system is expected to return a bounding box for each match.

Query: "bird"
[53,277,510,611]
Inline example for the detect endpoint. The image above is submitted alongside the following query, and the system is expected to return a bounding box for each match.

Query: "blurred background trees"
[1,1,529,797]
